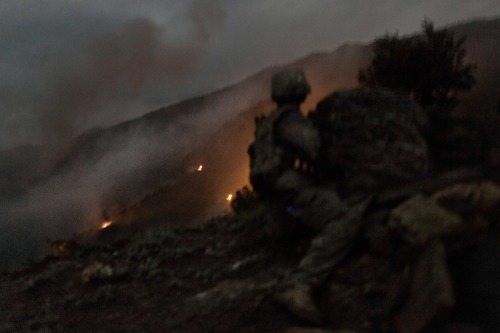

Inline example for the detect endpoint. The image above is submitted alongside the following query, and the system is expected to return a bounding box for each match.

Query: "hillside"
[0,40,371,270]
[102,16,500,231]
[2,168,500,332]
[1,16,500,270]
[1,16,500,332]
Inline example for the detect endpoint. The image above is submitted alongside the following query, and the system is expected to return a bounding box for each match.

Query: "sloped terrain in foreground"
[2,168,500,333]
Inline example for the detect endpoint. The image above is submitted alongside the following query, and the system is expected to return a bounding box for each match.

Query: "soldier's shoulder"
[311,88,430,187]
[314,88,427,126]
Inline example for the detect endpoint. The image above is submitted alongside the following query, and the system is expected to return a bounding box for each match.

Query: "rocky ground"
[1,169,500,333]
[0,205,313,333]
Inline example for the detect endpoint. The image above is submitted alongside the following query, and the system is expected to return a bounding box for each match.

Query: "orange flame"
[226,194,233,202]
[101,220,112,229]
[197,165,203,172]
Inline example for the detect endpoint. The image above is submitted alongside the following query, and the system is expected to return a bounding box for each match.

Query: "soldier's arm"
[275,111,320,161]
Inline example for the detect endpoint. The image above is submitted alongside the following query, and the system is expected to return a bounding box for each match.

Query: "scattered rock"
[388,194,462,245]
[432,180,500,216]
[191,278,277,302]
[230,254,261,271]
[81,261,114,285]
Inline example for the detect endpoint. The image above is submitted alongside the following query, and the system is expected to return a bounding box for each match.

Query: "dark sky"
[0,0,499,149]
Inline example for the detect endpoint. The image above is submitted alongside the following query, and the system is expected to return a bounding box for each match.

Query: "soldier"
[249,69,371,324]
[248,68,319,198]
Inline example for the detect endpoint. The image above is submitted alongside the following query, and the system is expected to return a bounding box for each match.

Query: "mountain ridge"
[0,17,499,270]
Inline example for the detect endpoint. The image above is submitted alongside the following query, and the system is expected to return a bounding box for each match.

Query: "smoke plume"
[0,67,267,271]
[39,1,226,144]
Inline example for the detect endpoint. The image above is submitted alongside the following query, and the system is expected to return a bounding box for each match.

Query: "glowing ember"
[197,165,203,172]
[226,194,233,202]
[100,220,112,229]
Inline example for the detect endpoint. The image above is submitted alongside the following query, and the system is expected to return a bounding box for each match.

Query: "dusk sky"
[1,0,499,149]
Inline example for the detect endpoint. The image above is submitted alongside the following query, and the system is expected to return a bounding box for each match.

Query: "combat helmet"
[271,69,311,106]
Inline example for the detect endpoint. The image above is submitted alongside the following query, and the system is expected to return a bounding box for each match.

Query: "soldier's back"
[311,88,430,194]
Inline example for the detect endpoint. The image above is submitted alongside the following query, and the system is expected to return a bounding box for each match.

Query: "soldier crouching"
[248,69,373,324]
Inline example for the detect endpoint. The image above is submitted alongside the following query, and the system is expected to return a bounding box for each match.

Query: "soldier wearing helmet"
[249,69,319,196]
[271,69,311,107]
[249,69,371,324]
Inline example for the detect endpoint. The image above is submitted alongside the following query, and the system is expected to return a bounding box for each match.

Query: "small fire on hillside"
[226,194,233,202]
[197,165,203,172]
[100,220,112,229]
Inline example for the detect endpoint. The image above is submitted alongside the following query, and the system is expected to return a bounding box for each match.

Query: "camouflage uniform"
[283,89,430,293]
[250,69,371,323]
[311,88,430,195]
[250,70,431,323]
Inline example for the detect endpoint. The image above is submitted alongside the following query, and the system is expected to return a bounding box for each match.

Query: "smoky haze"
[0,76,268,271]
[0,0,226,149]
[0,35,373,270]
[0,8,499,272]
[0,0,234,270]
[1,1,499,149]
[39,7,225,145]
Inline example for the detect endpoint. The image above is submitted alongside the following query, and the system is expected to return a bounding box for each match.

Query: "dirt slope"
[2,169,500,333]
[0,207,309,333]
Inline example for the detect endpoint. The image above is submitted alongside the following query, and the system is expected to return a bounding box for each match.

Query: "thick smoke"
[3,13,497,272]
[0,69,268,271]
[39,1,225,144]
[0,0,233,270]
[0,30,369,271]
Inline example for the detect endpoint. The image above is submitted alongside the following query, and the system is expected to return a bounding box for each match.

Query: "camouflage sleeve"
[275,109,320,161]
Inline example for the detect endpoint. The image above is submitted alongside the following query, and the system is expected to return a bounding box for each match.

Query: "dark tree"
[359,20,476,116]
